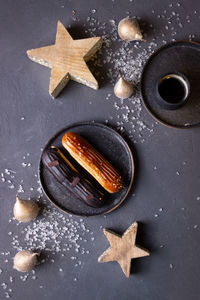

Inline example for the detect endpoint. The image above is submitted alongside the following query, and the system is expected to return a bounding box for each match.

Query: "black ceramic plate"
[39,122,134,217]
[141,41,200,128]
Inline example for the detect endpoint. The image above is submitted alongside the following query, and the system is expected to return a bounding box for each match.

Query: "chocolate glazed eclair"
[42,147,104,208]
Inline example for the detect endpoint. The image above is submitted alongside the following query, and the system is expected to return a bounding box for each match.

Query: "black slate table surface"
[0,0,200,299]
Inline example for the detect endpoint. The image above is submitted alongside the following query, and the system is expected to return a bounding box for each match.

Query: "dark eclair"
[42,146,104,208]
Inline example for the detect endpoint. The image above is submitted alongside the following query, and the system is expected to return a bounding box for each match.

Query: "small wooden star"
[98,222,150,278]
[27,20,102,98]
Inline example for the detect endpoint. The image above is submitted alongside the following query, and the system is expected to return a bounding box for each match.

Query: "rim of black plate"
[141,40,200,129]
[38,121,135,217]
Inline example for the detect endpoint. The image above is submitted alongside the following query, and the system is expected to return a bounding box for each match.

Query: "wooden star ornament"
[98,222,150,278]
[27,21,102,98]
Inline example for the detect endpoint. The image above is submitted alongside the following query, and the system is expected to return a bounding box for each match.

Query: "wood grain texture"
[98,222,150,278]
[27,20,102,98]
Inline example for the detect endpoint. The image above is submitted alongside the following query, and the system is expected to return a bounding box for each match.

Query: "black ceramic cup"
[156,73,190,110]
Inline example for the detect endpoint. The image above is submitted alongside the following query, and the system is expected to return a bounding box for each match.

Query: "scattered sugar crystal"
[170,263,173,269]
[8,184,14,189]
[1,283,7,289]
[1,8,197,291]
[194,225,198,229]
[17,184,24,193]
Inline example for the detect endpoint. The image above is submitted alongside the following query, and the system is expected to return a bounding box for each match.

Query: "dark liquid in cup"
[158,77,186,104]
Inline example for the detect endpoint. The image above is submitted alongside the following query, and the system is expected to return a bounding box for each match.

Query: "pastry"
[42,146,104,208]
[62,132,123,193]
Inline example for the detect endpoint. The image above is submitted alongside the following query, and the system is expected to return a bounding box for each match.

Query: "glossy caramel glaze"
[62,132,123,193]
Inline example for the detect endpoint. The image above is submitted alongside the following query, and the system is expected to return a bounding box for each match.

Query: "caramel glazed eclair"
[42,146,104,208]
[62,132,123,193]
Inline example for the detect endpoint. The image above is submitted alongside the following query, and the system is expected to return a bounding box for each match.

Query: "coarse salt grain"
[0,6,198,293]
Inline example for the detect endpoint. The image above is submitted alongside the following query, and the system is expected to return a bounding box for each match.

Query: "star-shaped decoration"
[98,222,150,278]
[27,21,102,98]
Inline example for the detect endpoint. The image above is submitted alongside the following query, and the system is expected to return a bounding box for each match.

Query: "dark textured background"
[0,0,200,299]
